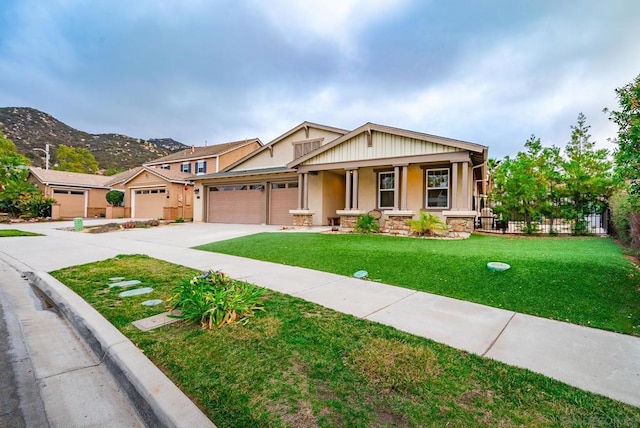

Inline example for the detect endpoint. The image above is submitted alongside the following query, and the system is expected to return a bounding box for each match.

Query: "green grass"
[51,255,640,427]
[195,233,640,336]
[0,229,43,237]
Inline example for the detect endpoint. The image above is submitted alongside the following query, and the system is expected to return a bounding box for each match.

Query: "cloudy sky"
[1,0,638,158]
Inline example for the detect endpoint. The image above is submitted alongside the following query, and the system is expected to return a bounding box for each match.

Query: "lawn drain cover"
[141,299,164,306]
[354,270,368,279]
[487,262,510,272]
[119,287,153,297]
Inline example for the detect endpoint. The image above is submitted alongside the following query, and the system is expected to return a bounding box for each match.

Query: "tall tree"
[0,130,39,216]
[605,72,640,205]
[491,135,557,233]
[562,113,614,233]
[54,145,99,174]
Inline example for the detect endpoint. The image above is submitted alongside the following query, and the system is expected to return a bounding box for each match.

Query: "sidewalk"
[1,221,639,410]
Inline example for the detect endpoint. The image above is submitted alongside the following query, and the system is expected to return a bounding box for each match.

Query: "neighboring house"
[109,139,263,220]
[28,167,112,218]
[143,139,262,175]
[191,122,488,233]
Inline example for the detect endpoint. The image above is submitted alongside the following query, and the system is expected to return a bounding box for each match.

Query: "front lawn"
[0,229,43,237]
[195,233,640,335]
[51,255,640,427]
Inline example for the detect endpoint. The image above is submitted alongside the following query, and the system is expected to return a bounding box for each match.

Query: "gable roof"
[29,167,112,188]
[104,167,143,187]
[220,121,348,172]
[144,139,261,166]
[288,122,488,168]
[122,166,194,185]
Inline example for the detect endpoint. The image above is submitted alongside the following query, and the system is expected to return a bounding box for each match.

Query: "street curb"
[26,271,215,428]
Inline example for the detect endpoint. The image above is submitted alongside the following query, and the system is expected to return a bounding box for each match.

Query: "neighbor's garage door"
[269,182,298,225]
[208,184,263,224]
[53,189,86,218]
[133,188,166,218]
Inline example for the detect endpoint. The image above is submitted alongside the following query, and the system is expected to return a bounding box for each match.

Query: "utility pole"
[33,143,50,170]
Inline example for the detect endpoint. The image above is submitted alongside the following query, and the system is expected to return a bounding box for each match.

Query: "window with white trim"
[161,164,170,170]
[180,162,191,173]
[378,171,395,209]
[426,168,449,208]
[195,160,207,175]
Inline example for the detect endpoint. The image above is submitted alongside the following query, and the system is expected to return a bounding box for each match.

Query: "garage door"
[208,184,263,224]
[133,188,166,218]
[53,189,86,218]
[269,182,298,225]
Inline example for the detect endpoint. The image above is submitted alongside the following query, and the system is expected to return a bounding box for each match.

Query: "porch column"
[297,173,304,209]
[400,165,408,210]
[344,170,352,210]
[461,161,469,210]
[451,162,459,210]
[352,169,359,210]
[302,173,309,210]
[393,166,400,210]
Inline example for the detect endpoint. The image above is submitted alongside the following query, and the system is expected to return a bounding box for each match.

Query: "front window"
[180,162,191,173]
[378,171,395,209]
[161,164,170,170]
[426,168,449,208]
[195,160,207,175]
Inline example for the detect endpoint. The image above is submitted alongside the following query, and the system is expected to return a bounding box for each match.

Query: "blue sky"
[1,0,638,158]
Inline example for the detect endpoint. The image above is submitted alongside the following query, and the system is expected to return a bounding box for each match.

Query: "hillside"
[0,107,189,171]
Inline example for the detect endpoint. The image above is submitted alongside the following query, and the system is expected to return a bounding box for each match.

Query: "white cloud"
[249,0,411,57]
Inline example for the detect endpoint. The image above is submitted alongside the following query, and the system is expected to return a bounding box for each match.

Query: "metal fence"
[475,200,609,235]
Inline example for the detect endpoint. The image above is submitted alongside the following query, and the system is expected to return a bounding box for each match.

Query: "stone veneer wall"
[292,214,314,227]
[339,215,360,232]
[386,215,412,235]
[446,216,475,233]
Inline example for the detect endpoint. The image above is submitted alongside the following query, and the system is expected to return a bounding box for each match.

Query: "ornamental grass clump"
[406,211,448,237]
[169,270,265,329]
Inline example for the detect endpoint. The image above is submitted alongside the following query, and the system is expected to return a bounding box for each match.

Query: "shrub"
[18,193,55,218]
[355,214,380,234]
[406,211,448,237]
[175,217,185,223]
[105,190,124,207]
[122,220,136,229]
[609,190,634,244]
[168,270,265,329]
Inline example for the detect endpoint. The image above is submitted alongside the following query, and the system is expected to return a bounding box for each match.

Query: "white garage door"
[269,182,298,225]
[208,184,263,224]
[133,188,166,219]
[53,189,86,218]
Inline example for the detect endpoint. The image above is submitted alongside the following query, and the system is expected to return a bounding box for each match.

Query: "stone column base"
[443,210,477,233]
[336,210,366,232]
[384,210,414,235]
[290,209,315,227]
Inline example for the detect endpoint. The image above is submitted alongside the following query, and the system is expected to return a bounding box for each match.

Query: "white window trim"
[180,162,191,173]
[195,160,206,175]
[377,171,395,210]
[426,168,450,209]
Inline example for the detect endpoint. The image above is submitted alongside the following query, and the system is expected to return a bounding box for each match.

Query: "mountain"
[0,107,189,172]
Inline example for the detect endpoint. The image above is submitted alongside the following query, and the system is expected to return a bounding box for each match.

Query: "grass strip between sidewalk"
[52,255,640,427]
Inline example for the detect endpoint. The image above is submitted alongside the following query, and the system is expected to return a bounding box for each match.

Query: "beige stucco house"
[191,122,488,233]
[28,167,112,218]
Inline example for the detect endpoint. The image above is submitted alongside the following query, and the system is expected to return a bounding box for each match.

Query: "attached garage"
[52,189,86,218]
[208,184,263,224]
[132,188,166,218]
[269,182,298,225]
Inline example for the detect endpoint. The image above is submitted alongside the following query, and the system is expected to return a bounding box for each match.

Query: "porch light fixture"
[194,188,200,195]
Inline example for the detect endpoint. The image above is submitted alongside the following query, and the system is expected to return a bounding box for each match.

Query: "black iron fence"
[475,199,609,235]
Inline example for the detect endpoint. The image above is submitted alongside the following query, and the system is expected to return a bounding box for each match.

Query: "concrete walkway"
[1,220,639,411]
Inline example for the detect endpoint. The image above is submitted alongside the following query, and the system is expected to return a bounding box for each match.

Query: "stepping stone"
[109,277,126,282]
[109,280,141,288]
[132,311,182,331]
[119,287,153,297]
[141,299,164,306]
